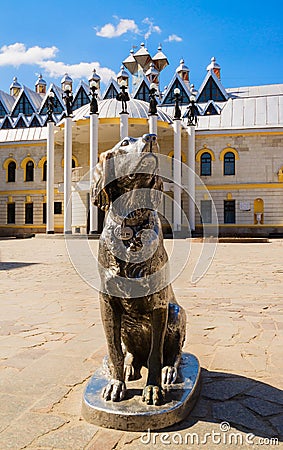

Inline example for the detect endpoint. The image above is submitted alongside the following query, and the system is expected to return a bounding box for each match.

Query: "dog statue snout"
[142,134,157,143]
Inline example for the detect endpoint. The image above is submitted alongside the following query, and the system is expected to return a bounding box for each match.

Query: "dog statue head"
[91,134,163,216]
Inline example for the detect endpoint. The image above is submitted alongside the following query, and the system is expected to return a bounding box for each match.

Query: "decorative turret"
[133,43,151,71]
[152,45,169,72]
[117,65,129,87]
[176,59,190,85]
[206,57,221,80]
[146,62,159,86]
[35,74,47,94]
[88,68,101,91]
[10,77,21,97]
[123,49,138,75]
[61,73,73,92]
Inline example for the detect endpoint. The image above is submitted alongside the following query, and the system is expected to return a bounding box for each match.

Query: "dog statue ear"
[150,175,163,209]
[91,151,114,211]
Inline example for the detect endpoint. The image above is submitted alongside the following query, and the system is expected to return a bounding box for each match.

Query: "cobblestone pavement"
[0,236,282,449]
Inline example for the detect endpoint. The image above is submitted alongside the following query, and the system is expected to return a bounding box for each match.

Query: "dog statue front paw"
[102,379,126,402]
[142,385,164,405]
[162,365,178,385]
[124,363,142,381]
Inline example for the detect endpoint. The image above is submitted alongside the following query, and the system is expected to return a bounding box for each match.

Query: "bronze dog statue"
[91,134,186,406]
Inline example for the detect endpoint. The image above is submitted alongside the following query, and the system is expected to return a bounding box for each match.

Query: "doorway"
[224,200,236,224]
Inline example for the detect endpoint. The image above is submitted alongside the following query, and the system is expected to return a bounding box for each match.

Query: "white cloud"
[39,60,116,84]
[0,43,58,67]
[165,34,183,43]
[0,41,116,85]
[96,18,139,38]
[142,18,161,40]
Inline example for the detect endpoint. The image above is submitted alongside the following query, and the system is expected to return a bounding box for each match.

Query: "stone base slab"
[82,353,201,431]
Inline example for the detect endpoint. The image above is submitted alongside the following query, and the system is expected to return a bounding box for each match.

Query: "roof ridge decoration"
[202,99,220,115]
[11,87,37,117]
[72,83,90,112]
[132,74,151,102]
[102,78,120,100]
[0,90,14,114]
[74,80,90,94]
[160,72,192,105]
[196,69,228,103]
[0,115,13,129]
[14,113,29,128]
[39,84,65,115]
[0,98,8,118]
[28,113,43,128]
[22,85,43,109]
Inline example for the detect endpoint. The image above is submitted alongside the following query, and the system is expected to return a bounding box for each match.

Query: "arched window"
[8,161,16,182]
[26,160,34,182]
[200,152,212,176]
[43,161,47,181]
[224,152,235,175]
[72,158,76,169]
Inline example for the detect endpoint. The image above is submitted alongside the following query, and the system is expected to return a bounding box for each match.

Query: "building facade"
[0,44,282,237]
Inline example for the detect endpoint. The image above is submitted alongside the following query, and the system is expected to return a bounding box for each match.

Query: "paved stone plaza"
[0,236,282,449]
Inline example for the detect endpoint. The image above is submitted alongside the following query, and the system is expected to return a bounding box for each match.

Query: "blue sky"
[0,0,282,94]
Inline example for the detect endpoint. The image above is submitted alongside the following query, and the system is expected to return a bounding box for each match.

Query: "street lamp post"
[116,80,130,139]
[89,80,99,233]
[187,94,198,233]
[173,87,182,233]
[148,83,158,135]
[62,85,73,234]
[46,91,55,234]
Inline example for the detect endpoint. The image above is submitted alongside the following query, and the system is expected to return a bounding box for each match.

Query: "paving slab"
[0,237,282,448]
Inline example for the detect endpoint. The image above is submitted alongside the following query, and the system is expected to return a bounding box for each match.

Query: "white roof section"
[196,84,283,130]
[0,127,48,142]
[226,83,283,98]
[159,83,283,130]
[72,98,173,124]
[197,95,283,130]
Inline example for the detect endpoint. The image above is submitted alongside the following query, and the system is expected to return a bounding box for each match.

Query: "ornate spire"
[117,65,129,87]
[10,76,21,97]
[35,74,47,94]
[176,59,190,84]
[206,57,221,79]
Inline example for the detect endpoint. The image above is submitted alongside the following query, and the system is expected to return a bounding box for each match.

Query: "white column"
[120,113,129,140]
[89,113,98,233]
[64,117,72,234]
[148,115,158,135]
[173,119,182,232]
[46,121,54,234]
[187,125,196,232]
